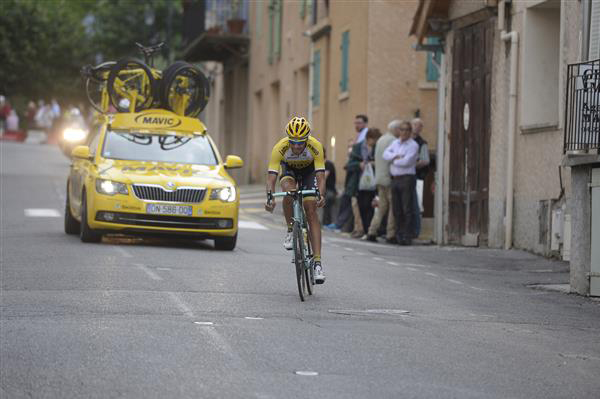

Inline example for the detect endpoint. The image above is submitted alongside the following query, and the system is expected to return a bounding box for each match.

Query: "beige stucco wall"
[367,0,438,145]
[244,0,438,186]
[247,0,313,183]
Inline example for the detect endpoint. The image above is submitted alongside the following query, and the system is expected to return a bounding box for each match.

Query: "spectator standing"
[383,121,419,245]
[354,114,369,144]
[411,118,430,239]
[0,95,12,134]
[25,101,37,131]
[6,109,19,132]
[322,147,337,226]
[366,120,402,243]
[325,114,369,232]
[351,128,381,237]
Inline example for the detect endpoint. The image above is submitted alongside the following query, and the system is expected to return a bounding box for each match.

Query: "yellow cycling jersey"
[268,136,325,173]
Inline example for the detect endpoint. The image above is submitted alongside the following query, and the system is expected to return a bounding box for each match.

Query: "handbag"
[358,163,376,191]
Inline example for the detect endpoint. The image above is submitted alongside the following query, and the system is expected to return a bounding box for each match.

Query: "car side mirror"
[224,155,243,169]
[71,145,92,160]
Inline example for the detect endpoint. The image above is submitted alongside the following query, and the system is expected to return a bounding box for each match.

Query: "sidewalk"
[237,184,584,299]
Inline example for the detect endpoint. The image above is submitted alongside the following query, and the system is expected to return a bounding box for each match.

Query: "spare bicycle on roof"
[81,42,210,117]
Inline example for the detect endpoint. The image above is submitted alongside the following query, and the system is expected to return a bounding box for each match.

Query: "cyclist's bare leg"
[303,199,321,258]
[280,177,296,227]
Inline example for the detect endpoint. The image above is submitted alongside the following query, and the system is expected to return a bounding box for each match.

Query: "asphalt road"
[1,141,599,398]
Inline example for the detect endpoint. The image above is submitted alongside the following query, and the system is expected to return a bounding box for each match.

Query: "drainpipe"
[435,53,446,244]
[499,0,519,249]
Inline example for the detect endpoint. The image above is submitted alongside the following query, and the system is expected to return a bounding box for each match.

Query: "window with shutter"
[313,50,321,106]
[426,37,441,82]
[274,0,282,59]
[340,30,349,92]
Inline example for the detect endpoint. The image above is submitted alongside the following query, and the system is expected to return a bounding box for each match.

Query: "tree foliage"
[0,0,183,105]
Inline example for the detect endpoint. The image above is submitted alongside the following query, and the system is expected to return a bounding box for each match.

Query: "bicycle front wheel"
[107,58,155,112]
[292,222,307,301]
[303,227,313,296]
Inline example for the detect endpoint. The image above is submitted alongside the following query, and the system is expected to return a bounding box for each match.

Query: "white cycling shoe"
[283,231,293,250]
[314,262,326,284]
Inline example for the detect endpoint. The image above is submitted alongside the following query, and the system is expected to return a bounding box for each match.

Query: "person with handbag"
[348,128,382,238]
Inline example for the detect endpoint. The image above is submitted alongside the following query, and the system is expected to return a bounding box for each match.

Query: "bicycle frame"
[272,189,317,300]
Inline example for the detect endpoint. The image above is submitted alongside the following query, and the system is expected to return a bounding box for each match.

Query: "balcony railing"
[205,0,249,35]
[564,59,600,153]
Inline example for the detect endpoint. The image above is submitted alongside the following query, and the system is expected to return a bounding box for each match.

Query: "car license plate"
[146,204,193,216]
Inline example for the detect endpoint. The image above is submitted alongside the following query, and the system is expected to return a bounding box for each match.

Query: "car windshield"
[102,130,218,165]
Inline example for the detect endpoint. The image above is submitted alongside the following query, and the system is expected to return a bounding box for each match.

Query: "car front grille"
[132,184,206,203]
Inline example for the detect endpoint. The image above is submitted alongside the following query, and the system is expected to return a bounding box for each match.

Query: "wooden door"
[448,20,493,245]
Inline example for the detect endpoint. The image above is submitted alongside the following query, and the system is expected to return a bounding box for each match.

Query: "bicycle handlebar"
[272,190,317,198]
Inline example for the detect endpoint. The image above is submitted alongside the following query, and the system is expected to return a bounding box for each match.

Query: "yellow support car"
[64,109,243,250]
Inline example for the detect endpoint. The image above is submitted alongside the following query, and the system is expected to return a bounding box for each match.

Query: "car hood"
[96,159,234,188]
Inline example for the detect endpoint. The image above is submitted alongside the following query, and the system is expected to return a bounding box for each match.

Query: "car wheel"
[80,191,102,243]
[214,233,237,251]
[64,183,80,235]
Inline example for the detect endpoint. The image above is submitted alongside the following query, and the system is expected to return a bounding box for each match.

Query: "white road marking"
[470,286,487,291]
[446,279,464,285]
[156,267,172,271]
[344,247,354,251]
[295,371,319,376]
[134,263,163,281]
[373,257,384,261]
[194,321,214,326]
[166,291,195,317]
[238,220,268,230]
[244,317,264,320]
[401,263,429,268]
[386,261,399,266]
[113,246,132,258]
[406,267,419,271]
[356,252,366,255]
[24,208,60,217]
[425,272,438,277]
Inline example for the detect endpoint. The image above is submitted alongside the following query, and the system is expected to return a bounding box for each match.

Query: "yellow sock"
[313,254,321,262]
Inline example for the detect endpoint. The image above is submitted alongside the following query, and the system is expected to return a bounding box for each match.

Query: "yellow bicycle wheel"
[160,62,210,117]
[107,58,155,113]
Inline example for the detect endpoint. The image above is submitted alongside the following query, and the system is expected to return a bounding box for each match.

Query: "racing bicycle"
[269,189,319,301]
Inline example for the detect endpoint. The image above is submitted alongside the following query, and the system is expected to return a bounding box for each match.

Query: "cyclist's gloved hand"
[315,189,325,208]
[265,192,276,213]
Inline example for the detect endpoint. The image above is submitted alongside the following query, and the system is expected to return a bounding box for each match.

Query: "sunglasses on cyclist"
[288,139,307,145]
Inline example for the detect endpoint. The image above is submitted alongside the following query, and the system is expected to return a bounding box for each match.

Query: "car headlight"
[63,128,87,142]
[95,179,128,195]
[210,186,236,202]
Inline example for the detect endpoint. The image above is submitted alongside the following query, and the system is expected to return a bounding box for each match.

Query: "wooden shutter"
[590,0,600,59]
[340,30,349,92]
[313,50,321,106]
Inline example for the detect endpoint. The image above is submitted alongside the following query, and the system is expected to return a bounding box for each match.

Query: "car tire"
[64,183,80,235]
[214,233,237,251]
[80,191,102,243]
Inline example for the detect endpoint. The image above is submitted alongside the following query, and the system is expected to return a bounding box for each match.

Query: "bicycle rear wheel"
[160,63,210,117]
[84,61,115,113]
[292,222,307,301]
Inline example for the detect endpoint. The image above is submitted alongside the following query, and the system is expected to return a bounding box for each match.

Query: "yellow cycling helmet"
[285,117,311,141]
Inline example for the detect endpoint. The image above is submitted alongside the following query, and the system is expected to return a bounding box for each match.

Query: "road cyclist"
[265,117,327,285]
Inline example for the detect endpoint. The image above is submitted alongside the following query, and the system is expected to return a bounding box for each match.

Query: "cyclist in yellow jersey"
[265,117,327,284]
